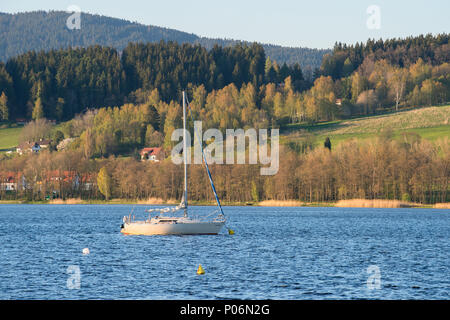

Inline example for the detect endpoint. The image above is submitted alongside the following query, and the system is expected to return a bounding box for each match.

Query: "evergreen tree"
[279,63,290,82]
[342,57,354,77]
[264,57,273,77]
[146,105,160,131]
[324,137,332,151]
[0,92,8,121]
[55,97,65,121]
[291,63,305,91]
[32,97,44,120]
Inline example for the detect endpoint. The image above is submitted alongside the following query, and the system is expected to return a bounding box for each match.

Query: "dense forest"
[0,11,329,69]
[320,33,449,79]
[0,41,307,120]
[1,33,448,124]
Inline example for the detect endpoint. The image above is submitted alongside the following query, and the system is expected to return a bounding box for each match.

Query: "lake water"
[0,205,448,300]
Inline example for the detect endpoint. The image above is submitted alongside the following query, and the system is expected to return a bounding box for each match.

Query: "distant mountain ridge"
[0,11,329,70]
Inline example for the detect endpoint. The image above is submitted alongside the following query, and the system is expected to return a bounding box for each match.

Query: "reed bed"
[258,200,304,207]
[335,199,420,208]
[433,203,450,209]
[48,198,84,205]
[136,197,177,205]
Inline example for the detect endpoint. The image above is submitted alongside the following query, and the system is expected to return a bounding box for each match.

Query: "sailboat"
[121,91,226,235]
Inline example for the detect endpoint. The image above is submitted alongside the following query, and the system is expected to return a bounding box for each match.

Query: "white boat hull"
[121,220,225,235]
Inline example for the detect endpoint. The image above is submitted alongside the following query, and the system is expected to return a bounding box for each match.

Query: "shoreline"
[0,199,447,209]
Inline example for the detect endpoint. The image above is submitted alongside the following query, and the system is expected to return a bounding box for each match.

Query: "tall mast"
[182,91,188,217]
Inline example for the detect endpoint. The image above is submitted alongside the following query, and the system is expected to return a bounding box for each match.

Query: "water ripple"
[0,205,449,299]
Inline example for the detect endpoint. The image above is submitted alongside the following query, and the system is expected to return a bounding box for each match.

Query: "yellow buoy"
[228,228,235,235]
[197,264,205,275]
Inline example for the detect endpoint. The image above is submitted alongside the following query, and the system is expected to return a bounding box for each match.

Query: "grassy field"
[0,104,448,152]
[282,104,450,147]
[0,125,23,151]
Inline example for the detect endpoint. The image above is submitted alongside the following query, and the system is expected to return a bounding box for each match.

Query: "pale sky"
[1,0,449,49]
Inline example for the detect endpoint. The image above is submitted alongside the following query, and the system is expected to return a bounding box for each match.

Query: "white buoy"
[82,248,90,255]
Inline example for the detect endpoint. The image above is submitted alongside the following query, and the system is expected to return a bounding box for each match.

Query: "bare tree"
[19,118,54,144]
[388,68,408,111]
[356,89,378,115]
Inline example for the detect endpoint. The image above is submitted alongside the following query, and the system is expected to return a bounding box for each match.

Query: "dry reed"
[48,198,84,205]
[258,200,304,207]
[136,197,177,205]
[335,199,420,208]
[433,203,450,209]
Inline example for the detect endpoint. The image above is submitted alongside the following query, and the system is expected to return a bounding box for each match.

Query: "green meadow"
[0,125,22,151]
[0,105,449,153]
[282,105,450,147]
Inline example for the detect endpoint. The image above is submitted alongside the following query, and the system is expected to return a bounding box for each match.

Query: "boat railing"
[123,214,134,224]
[189,209,225,222]
[123,208,225,224]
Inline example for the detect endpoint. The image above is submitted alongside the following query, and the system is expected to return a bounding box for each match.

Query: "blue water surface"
[0,205,448,299]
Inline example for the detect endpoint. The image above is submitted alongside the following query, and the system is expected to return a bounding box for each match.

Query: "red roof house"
[139,147,164,162]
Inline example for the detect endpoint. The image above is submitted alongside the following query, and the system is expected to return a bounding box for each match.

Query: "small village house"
[16,138,52,155]
[15,118,28,125]
[139,147,164,162]
[0,171,95,197]
[0,172,19,191]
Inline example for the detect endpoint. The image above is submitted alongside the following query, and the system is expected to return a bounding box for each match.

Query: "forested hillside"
[320,34,449,79]
[0,11,329,70]
[0,42,307,120]
[0,33,447,125]
[0,33,448,205]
